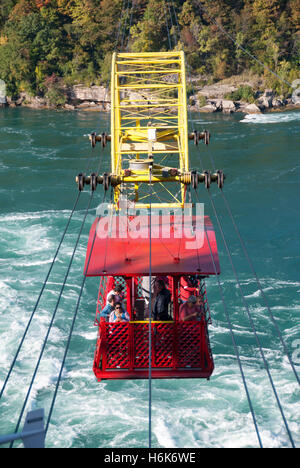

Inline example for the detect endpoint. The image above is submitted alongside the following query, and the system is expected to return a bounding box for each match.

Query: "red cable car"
[84,214,220,381]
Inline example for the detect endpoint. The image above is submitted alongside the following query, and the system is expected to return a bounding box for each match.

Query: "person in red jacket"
[179,275,198,302]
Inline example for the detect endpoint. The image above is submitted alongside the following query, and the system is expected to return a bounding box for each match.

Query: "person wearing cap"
[179,295,199,321]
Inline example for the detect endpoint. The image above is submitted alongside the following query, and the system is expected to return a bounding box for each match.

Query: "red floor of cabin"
[93,320,214,381]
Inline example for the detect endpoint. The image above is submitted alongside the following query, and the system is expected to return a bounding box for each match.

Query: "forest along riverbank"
[2,77,300,115]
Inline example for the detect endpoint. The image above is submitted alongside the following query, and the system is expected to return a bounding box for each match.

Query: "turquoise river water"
[0,107,299,448]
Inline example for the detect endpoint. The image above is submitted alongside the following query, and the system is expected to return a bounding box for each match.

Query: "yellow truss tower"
[110,51,190,210]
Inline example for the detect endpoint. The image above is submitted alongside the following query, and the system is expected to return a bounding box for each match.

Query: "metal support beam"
[0,409,45,448]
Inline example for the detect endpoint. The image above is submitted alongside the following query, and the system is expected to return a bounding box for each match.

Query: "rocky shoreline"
[1,82,299,115]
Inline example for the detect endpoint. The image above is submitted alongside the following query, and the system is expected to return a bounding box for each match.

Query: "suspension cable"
[196,151,295,448]
[165,0,177,48]
[0,190,81,401]
[193,187,263,448]
[115,0,128,50]
[45,189,108,437]
[120,0,131,51]
[167,2,296,446]
[9,191,95,447]
[0,134,103,403]
[148,166,153,449]
[206,153,300,387]
[163,0,172,50]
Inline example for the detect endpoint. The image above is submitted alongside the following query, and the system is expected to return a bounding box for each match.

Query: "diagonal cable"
[9,191,95,447]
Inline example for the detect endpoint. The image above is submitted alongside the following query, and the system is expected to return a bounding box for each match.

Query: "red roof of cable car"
[84,215,220,277]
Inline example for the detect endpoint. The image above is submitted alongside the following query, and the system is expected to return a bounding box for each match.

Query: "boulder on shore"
[221,99,236,114]
[244,103,261,114]
[199,103,217,113]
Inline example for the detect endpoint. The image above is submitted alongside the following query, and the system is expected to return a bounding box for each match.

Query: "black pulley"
[204,170,211,189]
[204,130,210,145]
[217,170,224,189]
[191,170,198,189]
[193,130,199,145]
[103,172,110,191]
[77,173,85,192]
[90,132,96,148]
[90,173,98,192]
[101,132,107,148]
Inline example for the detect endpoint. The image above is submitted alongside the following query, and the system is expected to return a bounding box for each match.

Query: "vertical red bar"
[125,277,133,320]
[101,320,107,371]
[199,318,205,369]
[151,322,156,368]
[172,276,179,321]
[128,322,134,371]
[172,276,180,369]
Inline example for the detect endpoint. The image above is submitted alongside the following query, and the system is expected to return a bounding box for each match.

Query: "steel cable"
[162,0,296,447]
[9,191,95,447]
[0,191,81,402]
[196,150,295,448]
[45,189,108,437]
[148,166,153,449]
[206,152,300,387]
[193,187,263,448]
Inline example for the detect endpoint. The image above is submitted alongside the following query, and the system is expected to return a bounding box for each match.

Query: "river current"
[0,108,299,448]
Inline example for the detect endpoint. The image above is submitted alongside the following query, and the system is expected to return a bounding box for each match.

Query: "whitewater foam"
[241,111,300,124]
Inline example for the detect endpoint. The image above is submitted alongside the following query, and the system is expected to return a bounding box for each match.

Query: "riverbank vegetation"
[0,0,299,103]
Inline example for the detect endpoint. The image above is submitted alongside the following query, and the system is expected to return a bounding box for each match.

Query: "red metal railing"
[94,319,213,374]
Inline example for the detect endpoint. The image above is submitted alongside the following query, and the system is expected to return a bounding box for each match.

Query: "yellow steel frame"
[111,51,189,210]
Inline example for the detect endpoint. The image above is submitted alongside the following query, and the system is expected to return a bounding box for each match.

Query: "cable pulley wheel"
[103,172,110,191]
[191,170,198,189]
[204,130,210,145]
[91,173,98,192]
[193,130,199,145]
[217,170,224,189]
[90,132,96,149]
[101,133,107,148]
[77,173,85,192]
[204,170,211,189]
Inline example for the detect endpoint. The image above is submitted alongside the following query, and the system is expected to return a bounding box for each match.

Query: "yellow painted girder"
[111,51,189,209]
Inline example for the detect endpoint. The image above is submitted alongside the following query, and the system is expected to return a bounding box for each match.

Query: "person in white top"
[106,284,124,305]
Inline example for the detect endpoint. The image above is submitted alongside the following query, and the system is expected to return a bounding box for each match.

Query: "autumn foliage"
[0,0,299,97]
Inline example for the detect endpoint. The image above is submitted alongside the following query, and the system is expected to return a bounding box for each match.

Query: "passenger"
[179,275,198,303]
[109,302,130,323]
[179,295,199,321]
[153,276,169,296]
[100,295,116,321]
[106,284,124,305]
[196,295,205,318]
[153,279,172,321]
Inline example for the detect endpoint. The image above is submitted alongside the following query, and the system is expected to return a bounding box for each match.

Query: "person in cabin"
[100,295,116,321]
[109,302,130,323]
[195,295,205,320]
[153,279,172,321]
[106,284,124,305]
[179,275,198,303]
[179,295,201,321]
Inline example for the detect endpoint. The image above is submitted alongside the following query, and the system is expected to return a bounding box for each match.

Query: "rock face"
[3,79,296,114]
[257,89,274,110]
[221,99,236,114]
[198,103,217,113]
[244,103,261,114]
[69,85,109,102]
[198,84,237,99]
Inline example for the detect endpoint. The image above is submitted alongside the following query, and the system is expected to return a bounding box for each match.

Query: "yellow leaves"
[0,36,8,46]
